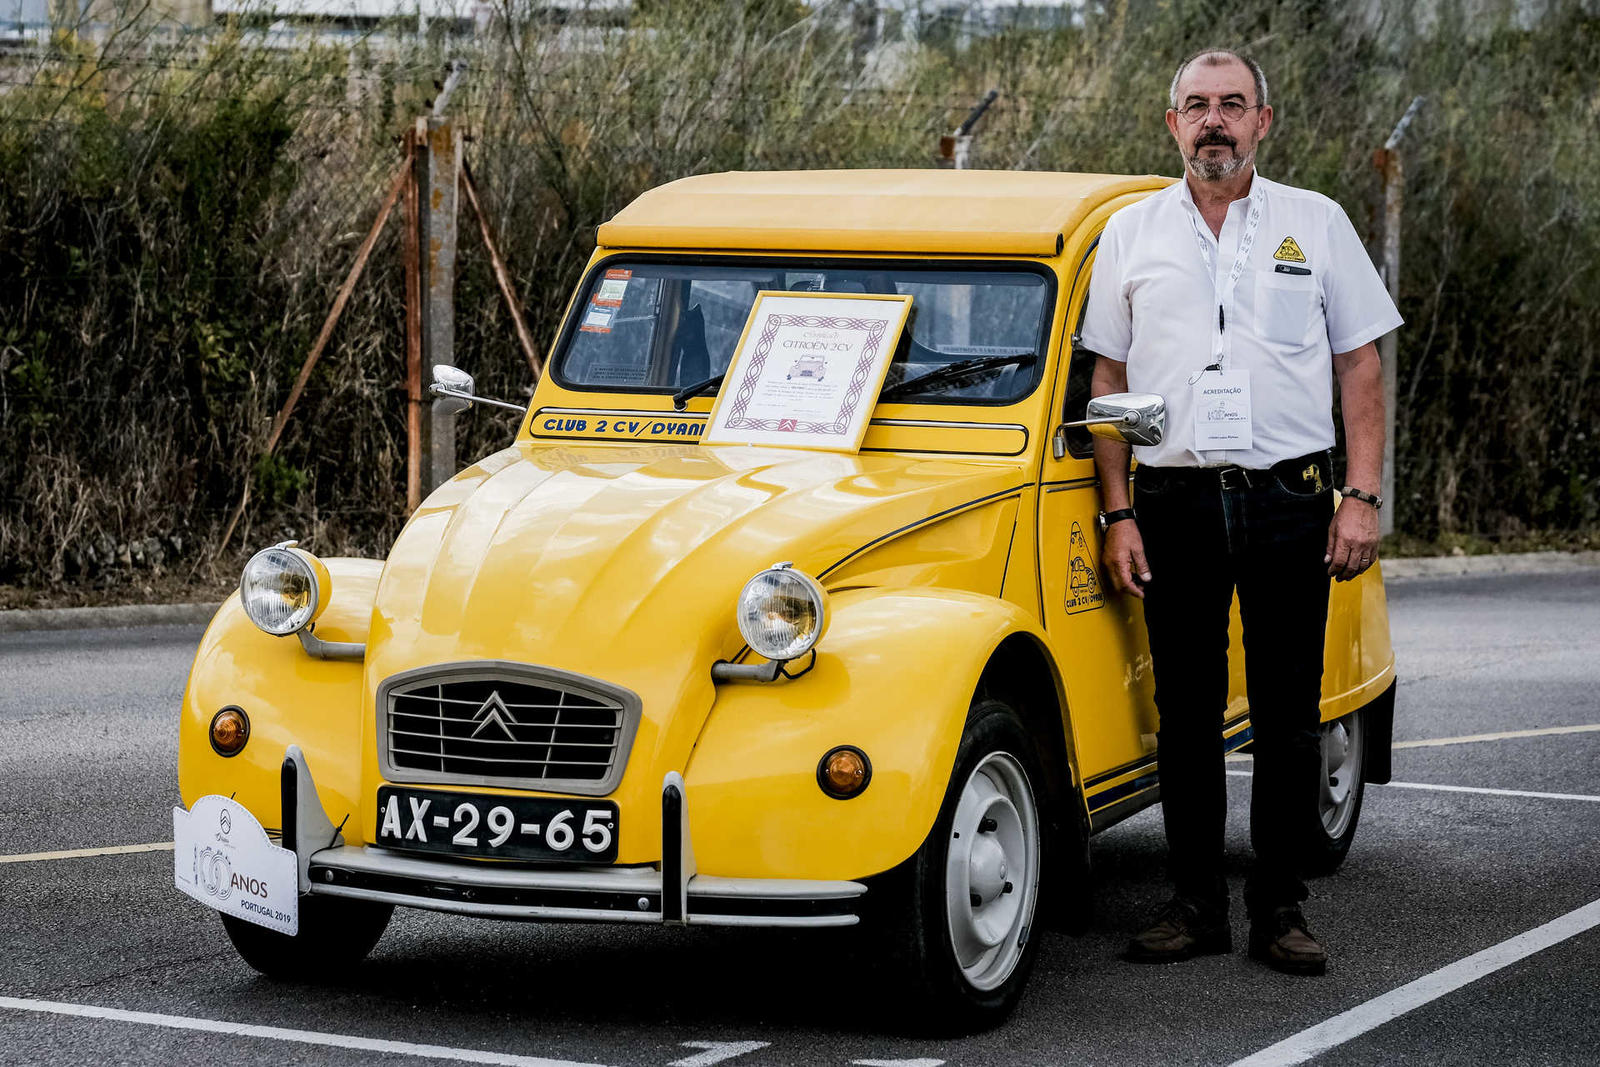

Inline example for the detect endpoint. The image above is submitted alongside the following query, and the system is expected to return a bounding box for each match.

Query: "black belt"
[1137,449,1332,492]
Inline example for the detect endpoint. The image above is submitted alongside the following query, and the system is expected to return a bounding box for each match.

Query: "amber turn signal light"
[209,706,250,757]
[817,745,871,800]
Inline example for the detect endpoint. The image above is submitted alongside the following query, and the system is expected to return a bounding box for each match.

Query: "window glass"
[555,260,1052,405]
[1062,246,1102,458]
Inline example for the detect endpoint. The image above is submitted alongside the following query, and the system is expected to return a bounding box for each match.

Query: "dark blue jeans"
[1134,453,1335,918]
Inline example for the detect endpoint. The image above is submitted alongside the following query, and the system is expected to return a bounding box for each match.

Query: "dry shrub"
[2,0,1597,590]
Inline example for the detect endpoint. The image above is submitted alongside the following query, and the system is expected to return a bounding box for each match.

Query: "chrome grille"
[378,662,640,795]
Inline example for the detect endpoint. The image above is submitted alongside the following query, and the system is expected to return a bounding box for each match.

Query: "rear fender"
[178,558,381,835]
[683,587,1075,882]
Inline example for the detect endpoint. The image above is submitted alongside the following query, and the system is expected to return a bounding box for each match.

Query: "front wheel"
[220,895,393,980]
[883,698,1045,1032]
[1304,707,1366,876]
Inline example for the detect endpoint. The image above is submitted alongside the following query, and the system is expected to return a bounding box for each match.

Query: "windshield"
[554,259,1053,405]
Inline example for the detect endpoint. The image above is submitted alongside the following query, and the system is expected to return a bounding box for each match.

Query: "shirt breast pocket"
[1255,272,1320,348]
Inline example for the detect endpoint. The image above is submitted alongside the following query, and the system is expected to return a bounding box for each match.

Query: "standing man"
[1080,48,1401,975]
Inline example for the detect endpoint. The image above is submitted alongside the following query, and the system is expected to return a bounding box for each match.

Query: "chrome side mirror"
[429,364,526,415]
[430,365,476,417]
[1056,392,1166,455]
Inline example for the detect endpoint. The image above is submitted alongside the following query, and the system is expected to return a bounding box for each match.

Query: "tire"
[220,895,393,980]
[1304,707,1366,877]
[881,698,1046,1032]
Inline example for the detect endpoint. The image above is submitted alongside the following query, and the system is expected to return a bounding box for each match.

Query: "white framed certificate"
[703,291,914,453]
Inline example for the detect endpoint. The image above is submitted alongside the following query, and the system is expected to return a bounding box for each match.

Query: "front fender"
[683,587,1056,882]
[178,558,382,834]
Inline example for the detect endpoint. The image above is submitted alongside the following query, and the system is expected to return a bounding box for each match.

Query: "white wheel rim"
[943,751,1040,992]
[1320,711,1364,838]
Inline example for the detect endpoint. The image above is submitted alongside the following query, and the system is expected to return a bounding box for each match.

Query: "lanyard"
[1184,184,1265,373]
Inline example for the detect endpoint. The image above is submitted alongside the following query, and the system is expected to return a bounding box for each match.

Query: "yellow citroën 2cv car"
[175,170,1397,1028]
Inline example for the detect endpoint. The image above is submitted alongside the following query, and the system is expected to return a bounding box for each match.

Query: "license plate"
[376,786,618,863]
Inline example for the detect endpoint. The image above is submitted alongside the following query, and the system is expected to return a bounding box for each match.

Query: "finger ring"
[1359,556,1370,563]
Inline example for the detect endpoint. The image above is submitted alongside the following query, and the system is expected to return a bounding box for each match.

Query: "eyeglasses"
[1175,100,1261,123]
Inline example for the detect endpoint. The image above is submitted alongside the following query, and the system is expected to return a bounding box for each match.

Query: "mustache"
[1195,130,1236,149]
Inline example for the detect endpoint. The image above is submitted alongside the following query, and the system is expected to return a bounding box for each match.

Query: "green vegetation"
[1,0,1596,587]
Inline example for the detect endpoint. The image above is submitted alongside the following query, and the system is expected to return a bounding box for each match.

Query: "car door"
[1036,239,1159,828]
[1037,236,1253,829]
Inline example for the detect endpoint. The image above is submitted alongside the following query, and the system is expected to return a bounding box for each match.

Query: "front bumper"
[281,746,866,928]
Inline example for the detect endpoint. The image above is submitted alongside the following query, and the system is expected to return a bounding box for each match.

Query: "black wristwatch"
[1098,508,1137,534]
[1339,486,1383,510]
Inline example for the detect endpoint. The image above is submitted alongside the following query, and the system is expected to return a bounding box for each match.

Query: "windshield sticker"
[592,269,632,307]
[531,409,708,442]
[584,363,649,385]
[579,307,614,334]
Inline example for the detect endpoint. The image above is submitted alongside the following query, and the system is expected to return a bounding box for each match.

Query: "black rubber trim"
[1087,771,1160,812]
[1042,477,1098,493]
[1081,713,1253,789]
[1087,784,1161,834]
[280,756,298,857]
[545,252,1058,409]
[818,485,1024,579]
[1362,678,1398,785]
[661,780,684,923]
[860,435,1029,458]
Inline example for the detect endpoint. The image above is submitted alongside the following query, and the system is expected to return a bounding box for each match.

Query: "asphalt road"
[2,571,1597,1066]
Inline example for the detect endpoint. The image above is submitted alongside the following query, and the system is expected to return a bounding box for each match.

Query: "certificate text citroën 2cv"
[176,170,1397,1028]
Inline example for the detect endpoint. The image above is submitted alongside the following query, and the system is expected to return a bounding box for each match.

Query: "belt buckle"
[1218,466,1251,491]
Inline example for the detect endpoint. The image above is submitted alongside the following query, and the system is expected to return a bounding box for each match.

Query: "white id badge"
[1192,368,1253,451]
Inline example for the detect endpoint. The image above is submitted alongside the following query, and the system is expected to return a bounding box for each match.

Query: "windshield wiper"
[672,372,724,410]
[877,351,1037,401]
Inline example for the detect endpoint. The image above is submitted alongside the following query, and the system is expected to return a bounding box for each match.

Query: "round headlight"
[736,563,828,663]
[239,545,325,636]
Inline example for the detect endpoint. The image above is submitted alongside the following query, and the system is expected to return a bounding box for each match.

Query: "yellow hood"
[369,441,1025,672]
[359,440,1025,855]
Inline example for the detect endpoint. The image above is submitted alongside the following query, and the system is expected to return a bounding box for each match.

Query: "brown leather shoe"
[1248,906,1328,975]
[1123,898,1231,963]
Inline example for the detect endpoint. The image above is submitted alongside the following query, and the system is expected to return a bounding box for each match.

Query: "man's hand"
[1105,520,1153,598]
[1325,499,1380,581]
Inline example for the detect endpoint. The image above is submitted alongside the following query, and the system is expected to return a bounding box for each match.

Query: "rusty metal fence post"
[410,62,466,507]
[1373,95,1425,538]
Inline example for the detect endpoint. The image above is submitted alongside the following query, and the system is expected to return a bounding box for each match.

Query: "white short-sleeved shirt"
[1079,172,1402,469]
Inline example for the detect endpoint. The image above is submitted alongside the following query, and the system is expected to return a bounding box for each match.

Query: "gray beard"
[1187,147,1255,183]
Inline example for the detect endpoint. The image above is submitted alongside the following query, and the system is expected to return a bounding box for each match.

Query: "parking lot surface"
[3,570,1597,1066]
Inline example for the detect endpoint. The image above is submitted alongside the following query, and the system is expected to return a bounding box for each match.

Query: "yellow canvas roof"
[596,169,1174,257]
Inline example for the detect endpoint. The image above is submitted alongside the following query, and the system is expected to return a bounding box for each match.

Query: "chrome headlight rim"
[736,562,828,663]
[239,543,322,636]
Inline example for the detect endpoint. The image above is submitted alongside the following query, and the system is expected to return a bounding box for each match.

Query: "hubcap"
[1320,711,1364,838]
[944,751,1040,991]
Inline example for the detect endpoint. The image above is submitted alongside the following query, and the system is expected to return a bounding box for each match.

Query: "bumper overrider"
[281,746,867,928]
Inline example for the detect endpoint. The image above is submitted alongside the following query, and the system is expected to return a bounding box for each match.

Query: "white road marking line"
[1224,770,1600,803]
[1378,780,1600,803]
[1392,723,1600,749]
[852,1060,947,1067]
[0,842,174,864]
[670,1040,771,1066]
[0,996,613,1067]
[1229,897,1600,1067]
